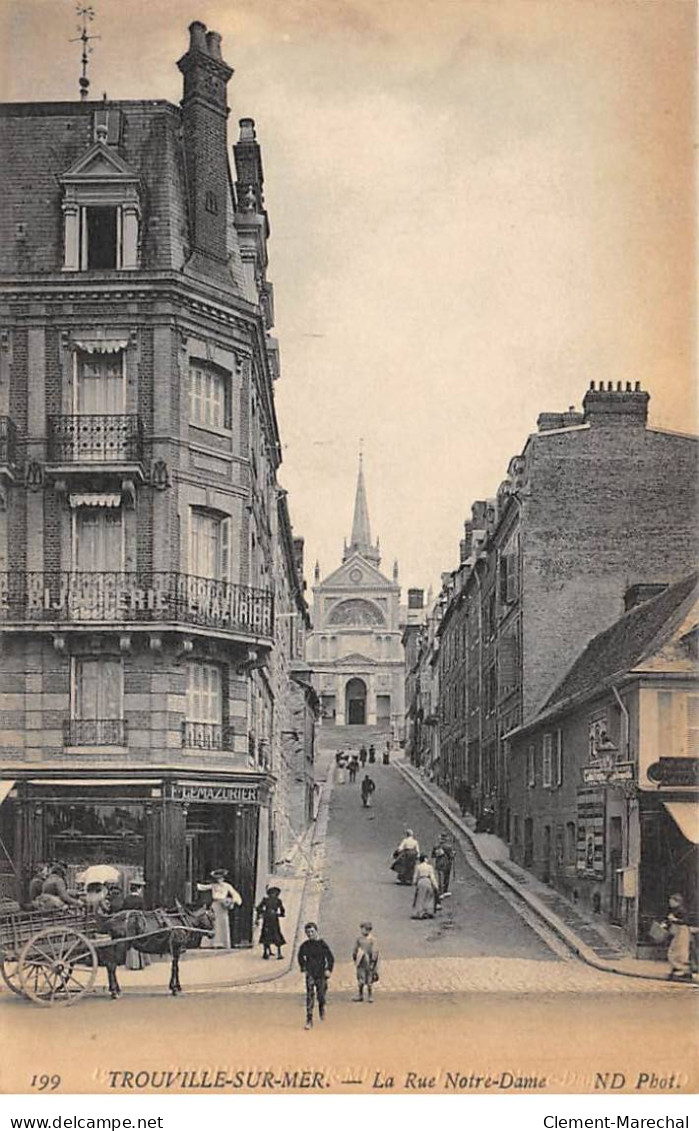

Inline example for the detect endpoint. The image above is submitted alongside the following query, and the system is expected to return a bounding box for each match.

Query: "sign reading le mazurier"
[170,782,260,805]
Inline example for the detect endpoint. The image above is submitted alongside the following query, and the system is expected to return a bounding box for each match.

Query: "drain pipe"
[612,685,629,762]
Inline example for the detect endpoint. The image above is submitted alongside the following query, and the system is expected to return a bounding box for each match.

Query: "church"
[305,457,405,742]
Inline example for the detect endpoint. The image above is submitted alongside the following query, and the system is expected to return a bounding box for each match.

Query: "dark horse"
[96,904,214,998]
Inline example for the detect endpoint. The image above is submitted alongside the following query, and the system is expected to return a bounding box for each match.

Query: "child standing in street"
[297,922,335,1029]
[352,921,379,1003]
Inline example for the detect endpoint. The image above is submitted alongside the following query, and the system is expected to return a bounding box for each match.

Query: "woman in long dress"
[197,868,242,949]
[255,886,286,960]
[390,830,420,884]
[411,854,439,919]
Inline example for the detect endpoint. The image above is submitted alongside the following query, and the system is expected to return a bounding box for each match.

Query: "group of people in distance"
[391,828,455,919]
[336,744,389,807]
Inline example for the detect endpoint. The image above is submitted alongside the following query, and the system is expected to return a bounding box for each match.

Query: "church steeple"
[343,449,381,565]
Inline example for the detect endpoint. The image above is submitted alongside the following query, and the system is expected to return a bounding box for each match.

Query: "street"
[2,760,697,1094]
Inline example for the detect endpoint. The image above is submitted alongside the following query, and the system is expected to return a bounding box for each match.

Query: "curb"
[395,760,686,987]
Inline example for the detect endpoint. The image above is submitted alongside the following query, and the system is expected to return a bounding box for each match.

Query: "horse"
[95,903,214,998]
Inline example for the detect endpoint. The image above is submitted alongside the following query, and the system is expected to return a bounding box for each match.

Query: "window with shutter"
[527,744,536,787]
[189,509,231,581]
[542,733,553,788]
[74,508,123,571]
[687,695,699,756]
[555,728,563,786]
[189,361,229,430]
[73,658,123,720]
[186,663,222,724]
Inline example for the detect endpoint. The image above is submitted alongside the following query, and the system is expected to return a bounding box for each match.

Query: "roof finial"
[71,5,100,101]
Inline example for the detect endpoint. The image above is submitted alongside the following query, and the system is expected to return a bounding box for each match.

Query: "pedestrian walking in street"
[336,752,347,784]
[352,921,379,1003]
[411,854,439,919]
[348,755,359,784]
[456,779,472,817]
[368,744,376,764]
[432,831,455,904]
[256,885,286,960]
[382,743,390,766]
[661,894,694,981]
[297,922,334,1029]
[197,868,242,949]
[359,745,368,767]
[390,829,420,884]
[360,774,376,808]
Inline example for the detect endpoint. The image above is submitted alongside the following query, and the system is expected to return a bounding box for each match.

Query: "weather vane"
[70,4,100,101]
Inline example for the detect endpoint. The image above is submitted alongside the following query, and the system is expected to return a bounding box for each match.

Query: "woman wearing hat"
[255,885,286,960]
[197,869,242,949]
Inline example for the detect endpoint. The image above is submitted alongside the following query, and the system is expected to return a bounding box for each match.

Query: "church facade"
[306,459,405,737]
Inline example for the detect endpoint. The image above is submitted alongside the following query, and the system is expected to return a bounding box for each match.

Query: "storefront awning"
[0,781,15,805]
[664,801,699,845]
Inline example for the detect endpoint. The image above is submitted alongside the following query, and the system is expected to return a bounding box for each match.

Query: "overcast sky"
[1,0,694,595]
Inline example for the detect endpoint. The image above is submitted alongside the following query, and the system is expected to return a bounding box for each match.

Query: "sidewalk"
[58,752,337,1000]
[396,758,693,986]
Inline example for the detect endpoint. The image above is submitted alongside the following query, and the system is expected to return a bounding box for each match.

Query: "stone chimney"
[177,21,234,281]
[233,118,270,307]
[583,381,649,428]
[537,406,585,432]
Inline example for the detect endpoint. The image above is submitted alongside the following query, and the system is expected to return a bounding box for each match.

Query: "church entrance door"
[346,678,367,725]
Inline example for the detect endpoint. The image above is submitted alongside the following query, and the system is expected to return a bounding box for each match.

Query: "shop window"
[542,733,553,788]
[189,508,230,581]
[189,361,230,430]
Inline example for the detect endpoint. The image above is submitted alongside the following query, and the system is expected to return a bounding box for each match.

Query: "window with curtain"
[189,509,230,581]
[74,508,123,571]
[73,658,123,720]
[76,350,124,414]
[189,361,228,429]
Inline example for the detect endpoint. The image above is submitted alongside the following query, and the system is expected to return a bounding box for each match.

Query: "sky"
[0,0,695,595]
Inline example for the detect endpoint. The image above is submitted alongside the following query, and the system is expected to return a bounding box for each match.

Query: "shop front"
[2,772,270,946]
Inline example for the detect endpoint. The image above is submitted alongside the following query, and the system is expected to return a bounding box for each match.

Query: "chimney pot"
[626,381,632,391]
[188,20,208,52]
[206,30,223,60]
[607,381,613,391]
[239,117,256,141]
[616,381,622,391]
[635,381,641,391]
[589,380,595,390]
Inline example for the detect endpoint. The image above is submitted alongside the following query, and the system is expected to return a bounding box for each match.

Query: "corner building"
[0,22,296,942]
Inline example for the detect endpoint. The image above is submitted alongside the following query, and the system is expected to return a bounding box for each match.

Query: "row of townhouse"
[405,383,698,953]
[0,21,318,944]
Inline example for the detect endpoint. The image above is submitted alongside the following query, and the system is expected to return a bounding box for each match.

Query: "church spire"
[344,448,380,565]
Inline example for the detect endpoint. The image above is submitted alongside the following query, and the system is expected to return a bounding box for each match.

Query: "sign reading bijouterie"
[170,782,260,804]
[0,571,273,636]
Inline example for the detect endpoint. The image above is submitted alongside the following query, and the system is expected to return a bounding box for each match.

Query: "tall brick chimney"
[583,381,649,427]
[177,21,234,281]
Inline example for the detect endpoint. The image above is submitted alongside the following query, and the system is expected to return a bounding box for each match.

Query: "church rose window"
[327,598,385,627]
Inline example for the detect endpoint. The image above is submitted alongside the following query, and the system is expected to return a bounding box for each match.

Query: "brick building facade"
[434,384,698,836]
[0,21,313,941]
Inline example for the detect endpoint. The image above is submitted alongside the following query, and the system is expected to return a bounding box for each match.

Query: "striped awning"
[69,493,122,509]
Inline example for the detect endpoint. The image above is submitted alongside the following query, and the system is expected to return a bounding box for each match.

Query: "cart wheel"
[0,954,24,996]
[18,927,97,1006]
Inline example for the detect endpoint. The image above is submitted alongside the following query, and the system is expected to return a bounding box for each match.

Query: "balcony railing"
[0,417,18,472]
[64,718,128,746]
[47,415,144,465]
[0,572,274,638]
[182,721,235,751]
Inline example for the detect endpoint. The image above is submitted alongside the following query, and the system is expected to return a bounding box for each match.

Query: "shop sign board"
[647,757,699,788]
[170,782,260,805]
[582,761,635,786]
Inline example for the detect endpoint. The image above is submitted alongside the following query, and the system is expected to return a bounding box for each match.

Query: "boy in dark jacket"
[297,921,334,1029]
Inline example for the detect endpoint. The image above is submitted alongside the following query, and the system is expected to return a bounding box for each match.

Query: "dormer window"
[60,134,141,272]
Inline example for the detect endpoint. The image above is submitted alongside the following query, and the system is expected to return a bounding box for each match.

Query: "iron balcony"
[45,414,145,479]
[181,721,236,751]
[0,572,274,641]
[63,718,129,747]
